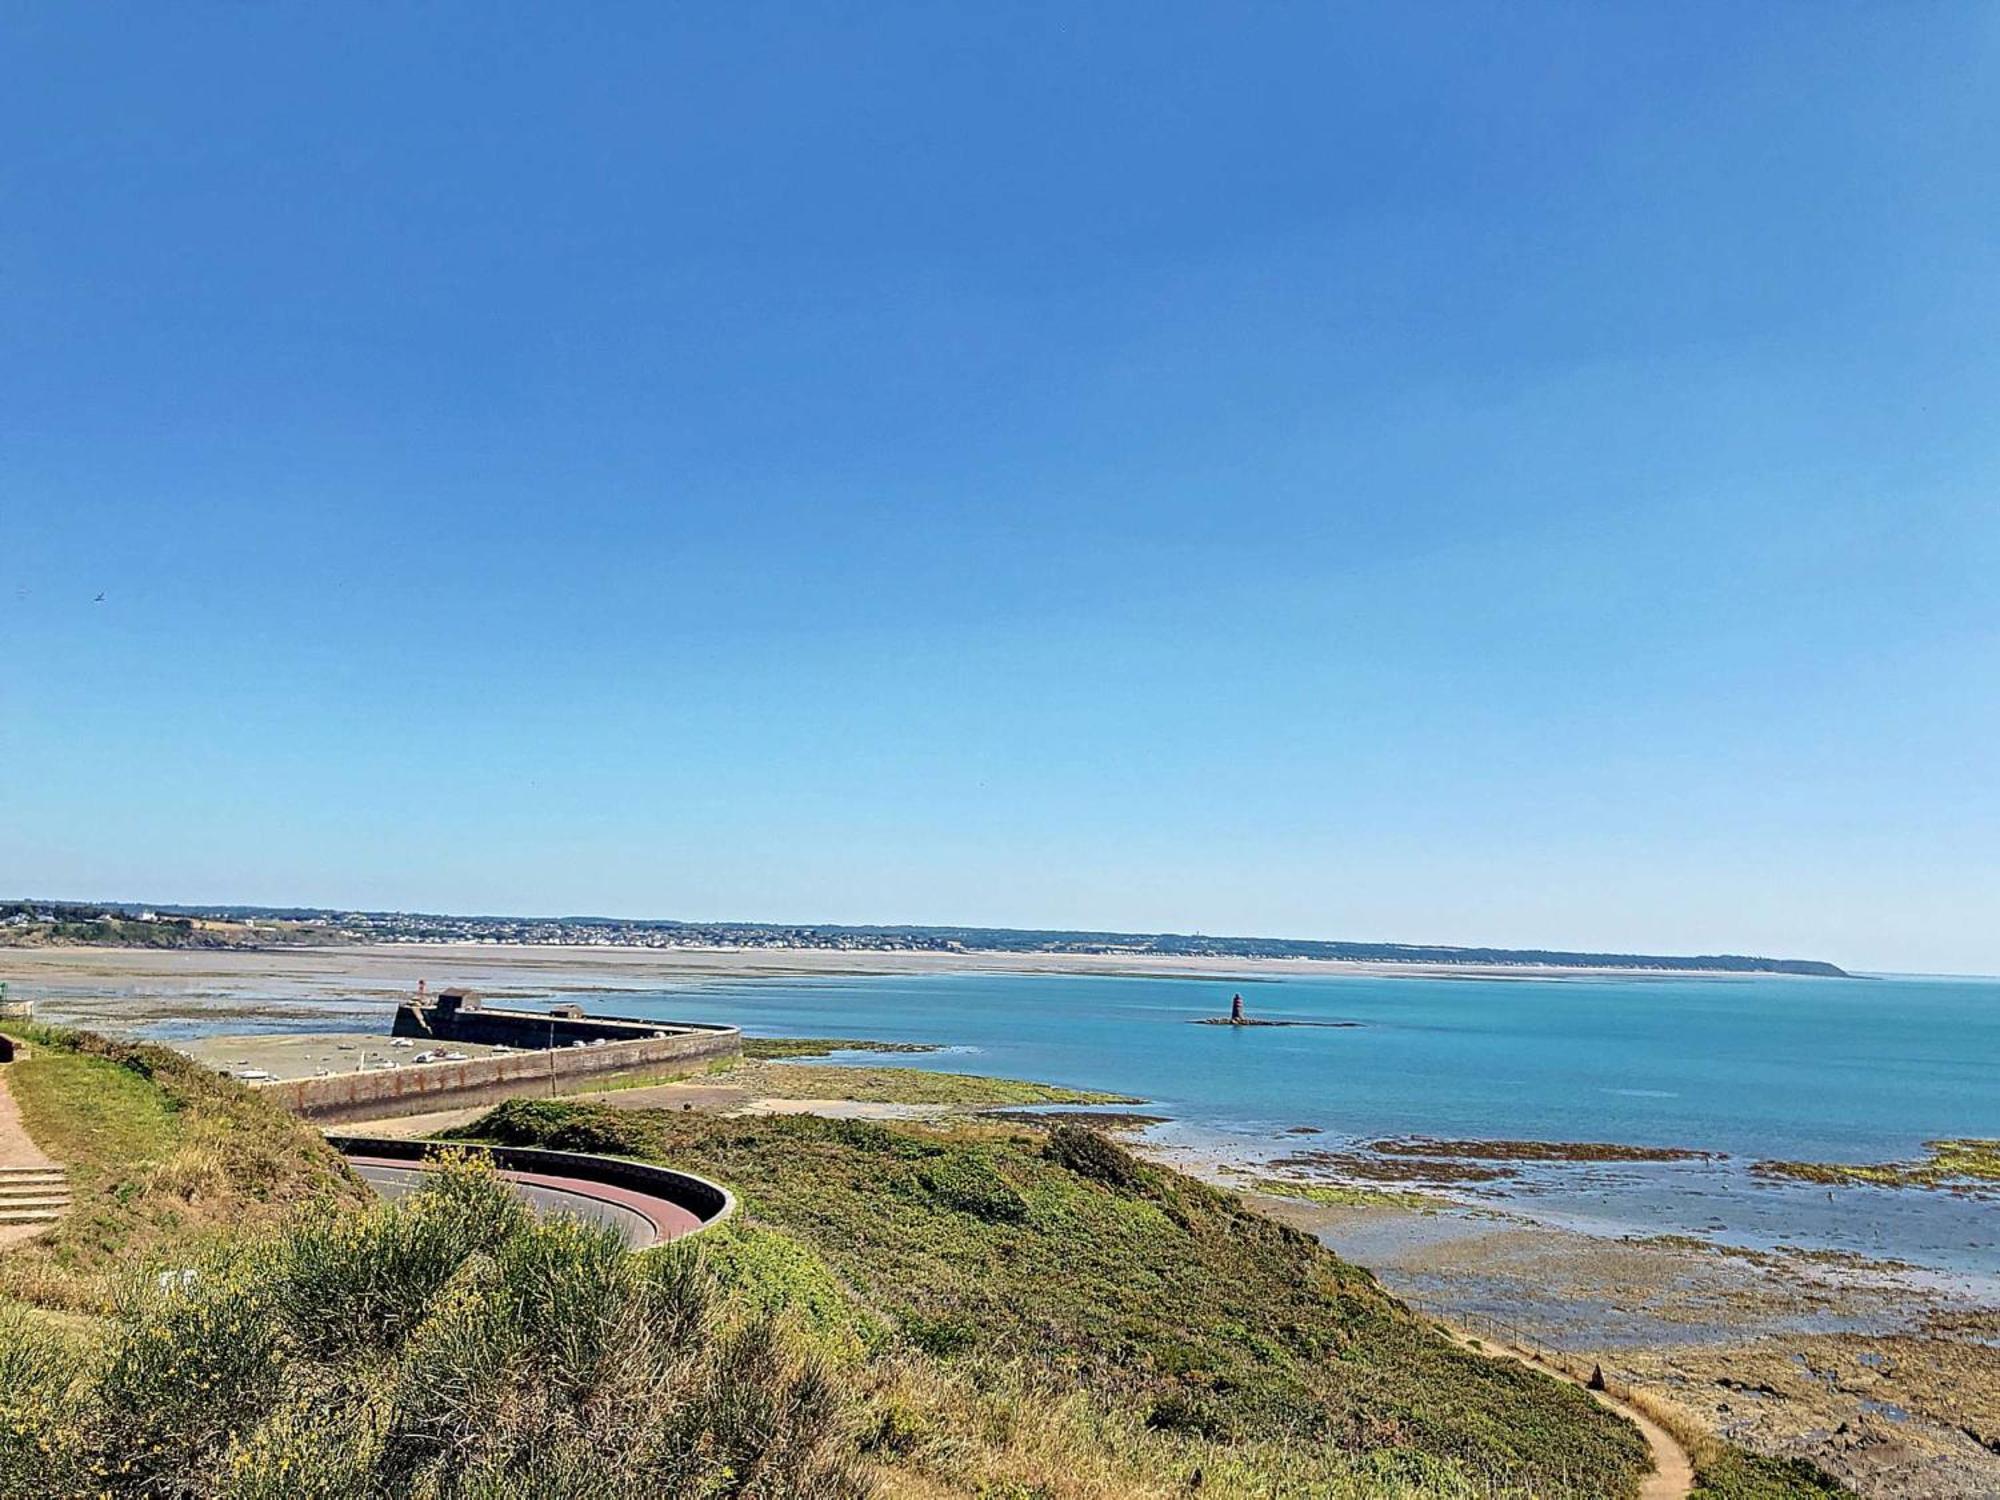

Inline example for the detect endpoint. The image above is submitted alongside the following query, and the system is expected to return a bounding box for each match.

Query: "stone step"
[0,1210,63,1225]
[0,1196,69,1211]
[0,1167,66,1179]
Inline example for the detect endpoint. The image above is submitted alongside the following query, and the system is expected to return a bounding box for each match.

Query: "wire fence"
[1408,1297,1637,1407]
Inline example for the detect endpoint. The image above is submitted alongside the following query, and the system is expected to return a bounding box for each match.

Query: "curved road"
[346,1155,706,1248]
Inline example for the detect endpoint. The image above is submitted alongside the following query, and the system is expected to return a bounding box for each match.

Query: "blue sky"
[3,5,1995,972]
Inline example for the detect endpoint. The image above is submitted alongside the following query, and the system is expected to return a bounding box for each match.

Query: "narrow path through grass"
[1439,1323,1691,1500]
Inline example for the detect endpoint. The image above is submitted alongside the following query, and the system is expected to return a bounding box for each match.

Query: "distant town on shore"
[0,898,1850,977]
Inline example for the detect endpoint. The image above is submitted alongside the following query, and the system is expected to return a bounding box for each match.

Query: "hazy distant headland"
[0,899,1849,977]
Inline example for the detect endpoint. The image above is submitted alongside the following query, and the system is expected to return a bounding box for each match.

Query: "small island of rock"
[1190,994,1363,1028]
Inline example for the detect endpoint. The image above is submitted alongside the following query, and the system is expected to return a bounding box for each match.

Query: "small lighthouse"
[1229,993,1245,1023]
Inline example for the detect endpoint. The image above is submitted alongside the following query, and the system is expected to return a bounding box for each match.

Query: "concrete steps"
[0,1166,70,1226]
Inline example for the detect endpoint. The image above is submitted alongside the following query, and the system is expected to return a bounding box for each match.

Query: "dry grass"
[859,1354,1539,1499]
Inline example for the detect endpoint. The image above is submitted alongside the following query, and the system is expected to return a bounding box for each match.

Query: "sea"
[552,967,2000,1280]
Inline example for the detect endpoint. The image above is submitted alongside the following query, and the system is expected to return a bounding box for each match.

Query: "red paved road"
[346,1156,706,1247]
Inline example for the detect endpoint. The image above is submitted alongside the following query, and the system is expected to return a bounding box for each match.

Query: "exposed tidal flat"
[9,944,2000,1495]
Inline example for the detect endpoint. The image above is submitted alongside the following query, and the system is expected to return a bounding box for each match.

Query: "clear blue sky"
[3,5,1995,973]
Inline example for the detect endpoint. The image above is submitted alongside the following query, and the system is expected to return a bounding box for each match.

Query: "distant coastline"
[0,898,1849,977]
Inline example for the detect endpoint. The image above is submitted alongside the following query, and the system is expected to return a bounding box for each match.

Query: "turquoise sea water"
[568,969,2000,1278]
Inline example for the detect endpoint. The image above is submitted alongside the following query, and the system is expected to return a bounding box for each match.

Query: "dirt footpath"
[1441,1324,1692,1500]
[0,1070,56,1171]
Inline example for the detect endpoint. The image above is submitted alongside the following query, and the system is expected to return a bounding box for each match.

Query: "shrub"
[0,1153,866,1500]
[94,1258,285,1491]
[0,1311,96,1495]
[1043,1125,1151,1192]
[701,1221,883,1360]
[916,1154,1028,1223]
[275,1149,532,1360]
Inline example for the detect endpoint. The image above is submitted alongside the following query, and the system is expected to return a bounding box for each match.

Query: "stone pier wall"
[390,998,707,1049]
[259,1023,741,1123]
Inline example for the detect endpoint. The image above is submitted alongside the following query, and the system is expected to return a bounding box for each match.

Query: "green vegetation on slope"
[453,1099,1652,1498]
[1689,1449,1856,1499]
[0,1154,862,1500]
[0,1026,369,1308]
[0,902,292,949]
[0,915,209,947]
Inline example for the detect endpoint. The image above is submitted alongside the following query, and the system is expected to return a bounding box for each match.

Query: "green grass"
[0,1025,370,1308]
[4,1038,179,1167]
[1688,1448,1856,1499]
[451,1098,1654,1498]
[710,1057,1142,1107]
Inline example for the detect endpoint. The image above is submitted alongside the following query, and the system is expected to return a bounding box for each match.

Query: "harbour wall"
[259,1022,742,1123]
[390,995,701,1049]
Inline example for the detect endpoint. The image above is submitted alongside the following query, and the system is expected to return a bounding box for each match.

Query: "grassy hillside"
[0,902,298,948]
[1689,1448,1854,1499]
[0,1025,370,1308]
[452,1099,1654,1498]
